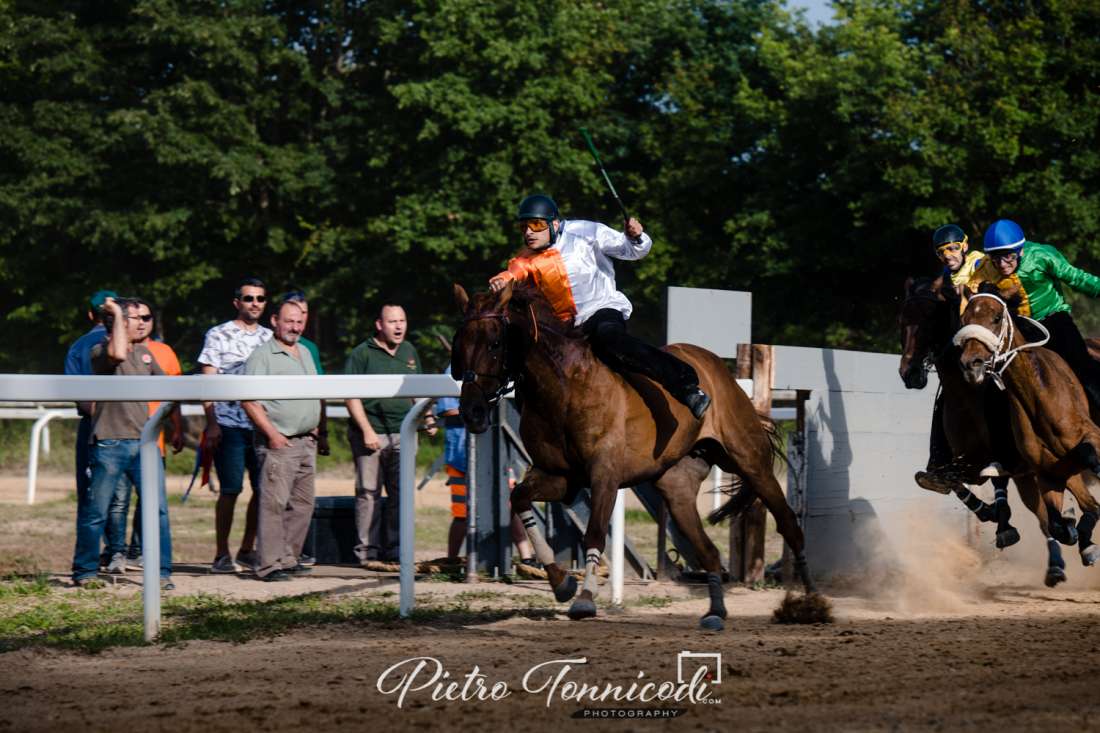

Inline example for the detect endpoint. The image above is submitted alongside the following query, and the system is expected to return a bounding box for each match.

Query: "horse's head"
[898,276,953,389]
[451,282,518,434]
[954,283,1019,385]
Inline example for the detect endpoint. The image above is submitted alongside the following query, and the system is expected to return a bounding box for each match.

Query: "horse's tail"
[707,412,788,525]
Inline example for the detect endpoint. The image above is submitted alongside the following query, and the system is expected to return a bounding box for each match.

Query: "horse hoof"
[1052,524,1078,547]
[1081,544,1100,567]
[996,527,1021,549]
[553,575,578,603]
[699,615,724,632]
[1045,567,1068,587]
[567,598,597,620]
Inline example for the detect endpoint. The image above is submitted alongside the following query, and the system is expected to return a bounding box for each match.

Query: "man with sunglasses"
[488,194,711,419]
[197,277,272,573]
[71,297,178,588]
[967,219,1100,411]
[932,224,983,289]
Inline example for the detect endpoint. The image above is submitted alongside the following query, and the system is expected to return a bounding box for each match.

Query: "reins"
[952,292,1050,390]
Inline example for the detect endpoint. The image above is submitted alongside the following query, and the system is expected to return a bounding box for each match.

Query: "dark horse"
[898,276,1021,547]
[452,282,815,630]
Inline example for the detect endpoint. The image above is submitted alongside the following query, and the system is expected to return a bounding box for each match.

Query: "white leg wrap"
[518,510,556,565]
[582,548,601,597]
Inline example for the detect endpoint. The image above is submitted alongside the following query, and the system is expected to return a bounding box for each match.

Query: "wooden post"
[728,345,772,583]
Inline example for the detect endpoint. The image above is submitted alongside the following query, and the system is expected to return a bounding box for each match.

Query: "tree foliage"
[2,0,1099,373]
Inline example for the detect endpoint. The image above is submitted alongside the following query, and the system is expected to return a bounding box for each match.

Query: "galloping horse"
[956,288,1100,585]
[452,282,815,630]
[898,276,1020,547]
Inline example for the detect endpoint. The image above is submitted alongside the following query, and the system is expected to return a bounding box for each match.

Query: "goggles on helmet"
[519,218,550,233]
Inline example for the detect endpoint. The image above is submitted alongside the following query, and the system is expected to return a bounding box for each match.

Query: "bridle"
[900,292,950,376]
[952,292,1050,390]
[459,311,516,405]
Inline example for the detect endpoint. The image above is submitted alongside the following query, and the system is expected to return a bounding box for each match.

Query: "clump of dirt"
[772,591,834,624]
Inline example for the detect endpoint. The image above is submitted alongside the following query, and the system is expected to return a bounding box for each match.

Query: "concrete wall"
[773,346,970,579]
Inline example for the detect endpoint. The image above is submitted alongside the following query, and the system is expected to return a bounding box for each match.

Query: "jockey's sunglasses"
[518,218,550,233]
[936,242,964,256]
[989,251,1019,263]
[238,295,267,303]
[126,314,154,323]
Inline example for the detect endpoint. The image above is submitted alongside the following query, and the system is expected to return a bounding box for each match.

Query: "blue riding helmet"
[983,219,1026,254]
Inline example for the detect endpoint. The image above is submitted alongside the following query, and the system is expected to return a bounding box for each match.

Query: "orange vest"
[502,249,577,323]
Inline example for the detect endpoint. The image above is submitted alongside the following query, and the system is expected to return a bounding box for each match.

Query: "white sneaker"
[107,553,127,574]
[210,555,240,574]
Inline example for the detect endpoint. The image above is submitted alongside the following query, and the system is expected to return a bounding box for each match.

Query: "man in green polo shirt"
[242,300,321,581]
[345,303,437,564]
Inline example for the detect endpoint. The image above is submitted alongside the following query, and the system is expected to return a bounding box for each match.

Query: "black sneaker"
[258,570,292,582]
[285,564,313,576]
[298,554,316,567]
[518,557,544,570]
[684,388,711,420]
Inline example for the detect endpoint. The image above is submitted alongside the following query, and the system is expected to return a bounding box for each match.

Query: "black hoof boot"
[1045,538,1067,587]
[996,526,1021,549]
[554,574,578,603]
[699,615,724,632]
[1045,566,1068,587]
[1052,518,1078,547]
[567,595,597,620]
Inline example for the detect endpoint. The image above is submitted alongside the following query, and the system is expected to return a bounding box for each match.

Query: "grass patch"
[632,595,674,609]
[0,583,556,654]
[624,508,655,524]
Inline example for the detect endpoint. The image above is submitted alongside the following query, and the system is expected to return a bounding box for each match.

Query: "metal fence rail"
[0,373,460,640]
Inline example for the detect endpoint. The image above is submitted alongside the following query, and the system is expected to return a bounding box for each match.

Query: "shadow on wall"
[803,349,899,579]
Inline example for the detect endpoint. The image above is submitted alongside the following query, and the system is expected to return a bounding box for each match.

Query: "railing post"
[399,398,432,618]
[27,411,66,505]
[465,430,478,584]
[610,488,626,606]
[140,401,174,642]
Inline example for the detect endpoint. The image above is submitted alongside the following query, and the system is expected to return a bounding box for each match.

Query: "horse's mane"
[507,284,584,340]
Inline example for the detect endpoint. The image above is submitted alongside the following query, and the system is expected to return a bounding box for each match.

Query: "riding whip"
[579,128,629,223]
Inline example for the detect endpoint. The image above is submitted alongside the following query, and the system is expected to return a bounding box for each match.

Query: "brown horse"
[956,288,1100,585]
[452,282,815,629]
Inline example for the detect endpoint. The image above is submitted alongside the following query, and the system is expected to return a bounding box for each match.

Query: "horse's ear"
[930,274,945,296]
[497,278,514,308]
[454,283,469,313]
[976,281,999,296]
[959,286,971,316]
[998,283,1023,313]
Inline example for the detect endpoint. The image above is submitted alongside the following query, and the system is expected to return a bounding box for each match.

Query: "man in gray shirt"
[242,300,320,581]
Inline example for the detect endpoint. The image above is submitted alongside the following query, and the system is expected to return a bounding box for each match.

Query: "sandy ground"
[5,472,1100,730]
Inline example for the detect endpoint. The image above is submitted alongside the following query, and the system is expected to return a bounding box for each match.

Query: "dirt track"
[6,473,1100,730]
[4,581,1100,732]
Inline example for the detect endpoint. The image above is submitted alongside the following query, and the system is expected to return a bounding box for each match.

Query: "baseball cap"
[89,289,118,311]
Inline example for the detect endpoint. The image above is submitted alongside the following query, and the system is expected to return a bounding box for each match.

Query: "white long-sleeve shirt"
[501,220,653,325]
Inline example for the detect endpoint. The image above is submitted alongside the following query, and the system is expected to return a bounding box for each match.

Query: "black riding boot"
[582,308,711,419]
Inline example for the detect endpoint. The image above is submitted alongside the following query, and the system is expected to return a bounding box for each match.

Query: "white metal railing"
[0,373,460,641]
[10,402,354,505]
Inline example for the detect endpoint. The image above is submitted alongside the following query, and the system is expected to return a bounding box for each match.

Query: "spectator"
[71,297,178,588]
[242,300,320,581]
[281,289,329,567]
[64,289,117,505]
[434,366,468,559]
[344,304,436,564]
[122,338,185,567]
[197,277,272,573]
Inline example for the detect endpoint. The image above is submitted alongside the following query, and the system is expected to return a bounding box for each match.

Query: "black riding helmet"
[932,224,967,251]
[516,194,561,245]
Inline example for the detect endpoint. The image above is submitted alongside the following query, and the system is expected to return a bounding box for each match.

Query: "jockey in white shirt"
[489,194,711,419]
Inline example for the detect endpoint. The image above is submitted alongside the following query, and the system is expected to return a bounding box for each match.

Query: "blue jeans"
[72,439,172,581]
